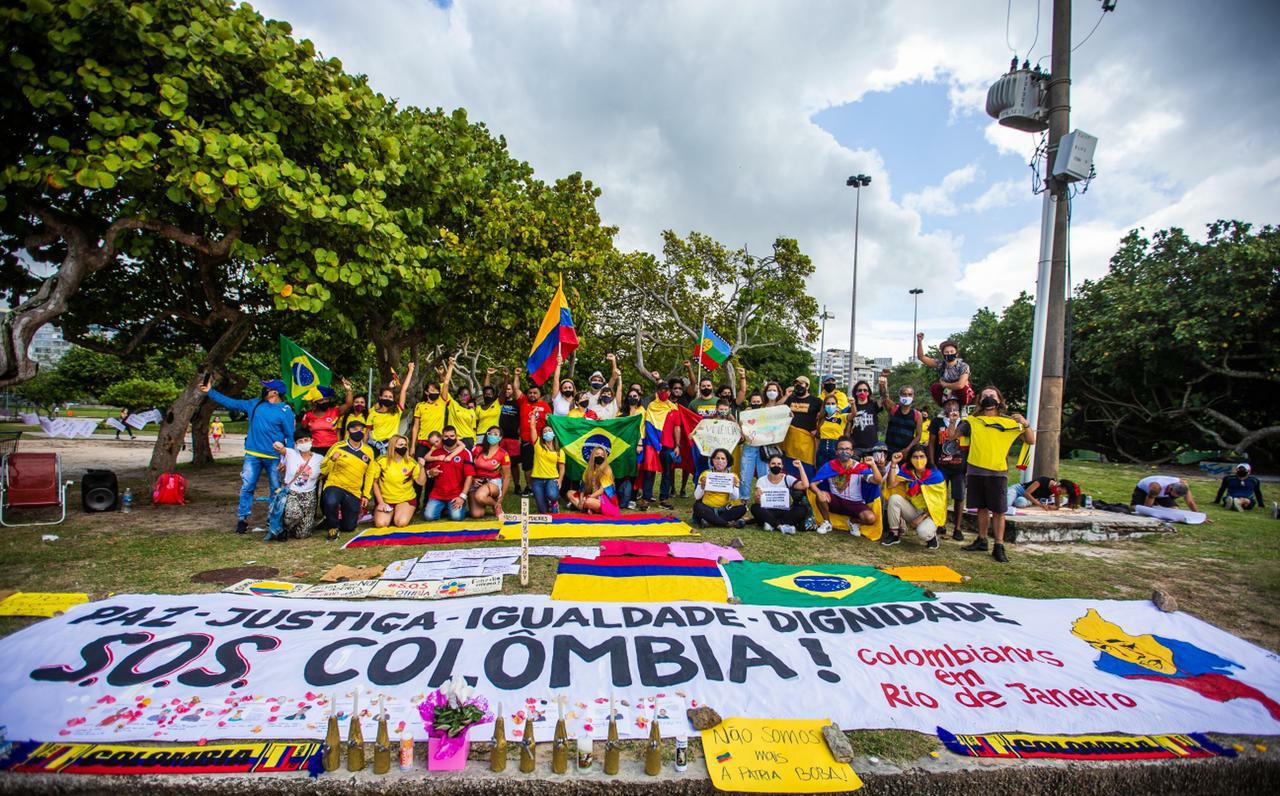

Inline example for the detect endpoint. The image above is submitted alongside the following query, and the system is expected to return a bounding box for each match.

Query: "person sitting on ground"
[879,370,923,460]
[423,425,475,521]
[1057,478,1084,509]
[568,445,620,516]
[530,424,565,513]
[469,425,512,519]
[811,437,883,536]
[371,434,426,529]
[210,414,224,453]
[1012,476,1063,510]
[959,386,1034,563]
[916,334,974,407]
[1215,463,1264,512]
[368,363,414,457]
[929,395,968,539]
[267,429,322,541]
[693,448,746,529]
[751,453,811,534]
[883,444,945,549]
[318,419,376,541]
[201,376,296,535]
[1130,474,1201,512]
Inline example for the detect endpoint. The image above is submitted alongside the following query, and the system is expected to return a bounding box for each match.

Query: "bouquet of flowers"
[418,676,492,759]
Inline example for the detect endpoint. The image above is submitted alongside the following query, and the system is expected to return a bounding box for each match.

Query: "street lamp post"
[908,288,924,363]
[818,305,834,373]
[845,174,871,392]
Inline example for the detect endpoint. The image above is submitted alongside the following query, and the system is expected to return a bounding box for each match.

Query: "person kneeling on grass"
[423,426,475,521]
[371,434,426,529]
[530,426,565,513]
[1215,463,1264,512]
[469,426,513,519]
[883,444,945,549]
[750,453,811,534]
[811,438,883,536]
[693,448,747,529]
[568,446,620,517]
[267,429,321,541]
[319,420,376,541]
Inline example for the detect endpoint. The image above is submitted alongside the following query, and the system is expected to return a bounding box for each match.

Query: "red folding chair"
[1,452,74,527]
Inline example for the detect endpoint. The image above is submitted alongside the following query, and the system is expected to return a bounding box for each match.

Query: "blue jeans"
[616,476,635,509]
[642,449,675,501]
[531,478,560,514]
[424,497,467,521]
[321,485,361,533]
[815,439,838,470]
[739,445,765,500]
[266,487,289,539]
[238,455,283,520]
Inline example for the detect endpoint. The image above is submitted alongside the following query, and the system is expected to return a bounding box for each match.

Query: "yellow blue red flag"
[526,276,579,386]
[551,555,728,602]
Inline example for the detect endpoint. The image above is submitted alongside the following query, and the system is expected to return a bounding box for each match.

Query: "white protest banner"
[691,418,743,454]
[104,417,128,433]
[18,412,40,426]
[703,471,737,494]
[759,484,792,509]
[126,408,163,429]
[39,417,101,439]
[1,593,1277,747]
[738,405,792,446]
[369,575,503,601]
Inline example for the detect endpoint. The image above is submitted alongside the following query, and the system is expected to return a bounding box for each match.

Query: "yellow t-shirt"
[532,443,566,480]
[374,456,421,504]
[820,389,849,410]
[367,407,402,442]
[476,400,502,436]
[413,398,449,442]
[320,443,376,498]
[210,420,224,436]
[818,412,847,440]
[964,415,1025,472]
[698,470,741,508]
[450,403,478,441]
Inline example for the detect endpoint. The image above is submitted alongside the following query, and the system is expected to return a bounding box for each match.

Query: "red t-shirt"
[517,395,551,443]
[428,444,475,501]
[472,446,510,481]
[302,406,342,448]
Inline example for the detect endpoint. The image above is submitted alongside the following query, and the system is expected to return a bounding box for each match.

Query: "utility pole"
[1034,0,1072,479]
[818,305,834,373]
[908,288,923,363]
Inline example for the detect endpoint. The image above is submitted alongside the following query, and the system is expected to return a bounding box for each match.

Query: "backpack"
[153,472,187,505]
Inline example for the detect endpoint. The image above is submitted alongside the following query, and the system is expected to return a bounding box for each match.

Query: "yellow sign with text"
[701,717,862,793]
[0,591,88,617]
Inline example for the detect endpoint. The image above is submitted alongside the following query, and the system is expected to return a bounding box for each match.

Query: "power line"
[1025,0,1043,63]
[1072,9,1107,52]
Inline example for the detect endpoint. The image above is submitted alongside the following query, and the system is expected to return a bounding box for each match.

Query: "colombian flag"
[548,414,642,480]
[279,335,332,409]
[696,322,731,371]
[551,555,728,602]
[526,276,579,386]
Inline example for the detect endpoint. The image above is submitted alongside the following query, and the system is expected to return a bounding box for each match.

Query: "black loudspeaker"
[82,469,119,512]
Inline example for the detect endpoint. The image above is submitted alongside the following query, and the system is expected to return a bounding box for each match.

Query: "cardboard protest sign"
[287,580,378,599]
[701,718,861,792]
[738,405,792,446]
[0,592,89,617]
[691,418,742,455]
[221,580,307,597]
[368,575,503,600]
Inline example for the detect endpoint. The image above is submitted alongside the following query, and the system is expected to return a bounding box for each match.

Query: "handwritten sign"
[691,418,743,454]
[285,580,378,599]
[738,405,792,446]
[759,484,792,510]
[368,575,503,600]
[703,471,737,494]
[701,717,861,793]
[0,592,88,617]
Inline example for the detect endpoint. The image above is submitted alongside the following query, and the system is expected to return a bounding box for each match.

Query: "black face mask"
[578,399,590,408]
[769,464,784,475]
[980,395,999,409]
[348,430,365,442]
[427,392,439,401]
[379,398,394,407]
[600,395,613,404]
[700,388,713,397]
[394,446,408,456]
[593,456,606,465]
[750,403,763,409]
[562,389,574,397]
[944,353,957,363]
[627,396,641,406]
[443,436,457,446]
[823,384,835,392]
[793,385,807,396]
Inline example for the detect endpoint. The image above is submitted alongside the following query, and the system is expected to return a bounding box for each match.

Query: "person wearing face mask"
[267,429,322,540]
[811,438,883,535]
[690,377,720,418]
[585,353,623,418]
[751,454,811,533]
[1215,463,1264,512]
[880,370,923,460]
[917,335,974,407]
[513,368,552,498]
[368,363,413,457]
[469,425,513,519]
[476,374,504,443]
[783,375,823,470]
[371,434,426,528]
[957,386,1035,563]
[410,357,455,458]
[200,375,296,535]
[423,424,475,521]
[340,391,369,443]
[301,383,348,456]
[448,385,479,449]
[530,425,566,513]
[929,395,969,540]
[693,448,747,528]
[737,391,769,501]
[568,445,621,516]
[847,380,883,454]
[884,444,945,549]
[639,381,681,509]
[319,420,376,541]
[492,370,525,493]
[550,354,578,417]
[819,374,849,411]
[762,381,787,408]
[568,392,597,419]
[816,394,850,468]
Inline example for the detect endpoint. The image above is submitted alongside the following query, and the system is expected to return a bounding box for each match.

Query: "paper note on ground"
[380,558,418,580]
[0,592,89,617]
[701,717,861,793]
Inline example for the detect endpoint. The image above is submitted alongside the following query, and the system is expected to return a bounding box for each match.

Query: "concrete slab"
[961,508,1175,543]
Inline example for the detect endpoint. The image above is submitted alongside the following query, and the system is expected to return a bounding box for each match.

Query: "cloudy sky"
[255,0,1280,363]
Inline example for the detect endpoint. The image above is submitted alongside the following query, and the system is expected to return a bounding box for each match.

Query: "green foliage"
[950,292,1034,410]
[100,377,181,409]
[13,370,72,414]
[737,337,818,390]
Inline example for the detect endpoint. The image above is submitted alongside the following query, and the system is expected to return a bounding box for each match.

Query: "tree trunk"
[148,313,254,477]
[189,398,216,466]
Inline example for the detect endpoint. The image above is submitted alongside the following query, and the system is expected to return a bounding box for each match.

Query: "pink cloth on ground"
[668,542,744,562]
[599,539,669,558]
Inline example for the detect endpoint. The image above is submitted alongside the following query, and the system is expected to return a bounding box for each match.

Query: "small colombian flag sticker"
[716,752,732,763]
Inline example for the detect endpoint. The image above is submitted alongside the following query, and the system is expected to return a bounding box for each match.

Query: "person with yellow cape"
[883,444,947,549]
[782,375,822,472]
[958,386,1034,563]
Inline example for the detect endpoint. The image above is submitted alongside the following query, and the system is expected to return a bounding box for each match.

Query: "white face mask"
[899,395,913,406]
[296,442,312,453]
[766,389,779,400]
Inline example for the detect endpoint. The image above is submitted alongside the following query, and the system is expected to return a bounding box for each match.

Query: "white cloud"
[967,178,1024,213]
[903,164,981,216]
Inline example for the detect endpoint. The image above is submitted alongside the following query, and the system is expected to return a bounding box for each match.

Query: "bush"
[100,378,180,410]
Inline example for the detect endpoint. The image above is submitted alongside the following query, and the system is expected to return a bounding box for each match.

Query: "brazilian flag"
[723,561,933,607]
[279,335,332,409]
[548,414,642,481]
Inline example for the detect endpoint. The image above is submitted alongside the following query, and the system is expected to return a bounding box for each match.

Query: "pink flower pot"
[427,729,470,771]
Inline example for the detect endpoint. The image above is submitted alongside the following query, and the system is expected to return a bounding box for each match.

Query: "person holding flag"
[280,335,333,409]
[568,444,621,517]
[526,276,578,389]
[883,444,946,549]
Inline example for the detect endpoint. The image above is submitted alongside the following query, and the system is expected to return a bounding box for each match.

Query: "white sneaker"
[849,526,862,538]
[780,524,796,535]
[763,523,774,532]
[816,521,832,535]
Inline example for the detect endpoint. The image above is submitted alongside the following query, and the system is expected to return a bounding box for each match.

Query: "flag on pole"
[526,276,579,385]
[279,335,332,409]
[696,322,731,371]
